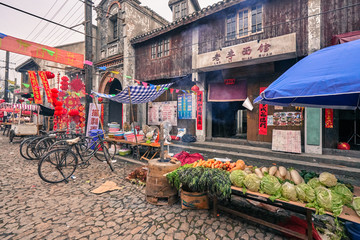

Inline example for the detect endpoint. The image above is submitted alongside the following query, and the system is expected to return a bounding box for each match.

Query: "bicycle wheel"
[98,143,114,171]
[48,140,69,151]
[34,137,55,159]
[95,141,116,163]
[26,137,43,160]
[20,137,36,160]
[38,149,78,183]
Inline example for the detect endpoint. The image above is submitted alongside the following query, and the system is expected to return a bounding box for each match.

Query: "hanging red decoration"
[51,88,59,94]
[61,76,69,81]
[98,97,103,103]
[70,76,85,92]
[46,71,55,79]
[191,84,200,93]
[0,99,5,103]
[64,96,81,109]
[68,109,79,117]
[28,97,34,102]
[18,99,24,103]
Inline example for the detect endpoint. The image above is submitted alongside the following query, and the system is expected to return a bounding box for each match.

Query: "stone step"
[174,140,360,169]
[170,143,360,186]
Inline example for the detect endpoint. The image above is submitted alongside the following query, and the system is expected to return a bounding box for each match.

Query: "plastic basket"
[125,134,144,142]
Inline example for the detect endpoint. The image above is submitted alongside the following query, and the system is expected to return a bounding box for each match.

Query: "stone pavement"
[0,135,287,240]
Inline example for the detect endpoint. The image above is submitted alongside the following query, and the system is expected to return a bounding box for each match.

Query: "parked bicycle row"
[17,130,115,184]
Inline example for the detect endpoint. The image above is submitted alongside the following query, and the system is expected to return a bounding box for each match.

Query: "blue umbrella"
[254,39,360,109]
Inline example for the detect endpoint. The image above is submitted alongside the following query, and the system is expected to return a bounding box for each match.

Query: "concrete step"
[174,140,360,169]
[169,143,360,186]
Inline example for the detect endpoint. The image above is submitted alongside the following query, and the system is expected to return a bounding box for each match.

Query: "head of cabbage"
[260,174,281,195]
[243,173,261,192]
[319,172,337,187]
[333,183,353,205]
[295,183,315,203]
[352,197,360,217]
[315,186,343,217]
[308,178,322,189]
[281,182,297,201]
[230,170,247,188]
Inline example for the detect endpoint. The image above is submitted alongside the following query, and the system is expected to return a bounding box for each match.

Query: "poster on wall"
[178,93,196,119]
[325,109,333,128]
[267,115,274,126]
[28,71,43,104]
[196,91,203,130]
[272,129,301,154]
[148,101,177,126]
[273,112,303,126]
[86,103,101,136]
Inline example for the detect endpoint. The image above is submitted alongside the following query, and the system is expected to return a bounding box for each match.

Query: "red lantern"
[28,98,34,102]
[46,71,55,79]
[191,85,200,92]
[55,106,63,111]
[55,101,63,107]
[51,88,59,93]
[18,99,24,103]
[51,93,58,99]
[337,142,350,150]
[61,76,69,81]
[68,109,79,117]
[98,97,103,104]
[0,99,5,103]
[62,109,68,115]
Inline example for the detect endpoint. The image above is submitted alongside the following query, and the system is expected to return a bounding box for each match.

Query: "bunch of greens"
[172,167,231,201]
[166,164,192,190]
[300,170,319,183]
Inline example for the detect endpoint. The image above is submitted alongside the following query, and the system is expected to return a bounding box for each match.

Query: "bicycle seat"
[66,137,81,145]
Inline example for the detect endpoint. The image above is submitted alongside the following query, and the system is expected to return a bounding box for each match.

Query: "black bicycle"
[38,133,114,183]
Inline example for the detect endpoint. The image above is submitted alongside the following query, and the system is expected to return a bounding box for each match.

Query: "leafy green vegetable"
[230,170,247,188]
[260,174,281,196]
[332,183,353,205]
[295,183,316,203]
[308,178,322,189]
[243,173,261,192]
[352,197,360,217]
[166,164,192,190]
[314,187,343,217]
[319,172,337,187]
[281,182,297,201]
[300,170,319,183]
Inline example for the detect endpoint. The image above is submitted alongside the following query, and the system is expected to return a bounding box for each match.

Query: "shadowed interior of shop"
[108,79,123,125]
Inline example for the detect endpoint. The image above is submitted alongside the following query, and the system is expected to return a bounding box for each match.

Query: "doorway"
[108,79,122,125]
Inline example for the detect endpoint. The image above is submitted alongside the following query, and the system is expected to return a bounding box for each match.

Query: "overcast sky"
[0,0,220,83]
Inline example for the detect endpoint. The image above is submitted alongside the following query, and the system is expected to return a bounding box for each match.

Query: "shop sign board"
[148,101,177,126]
[86,103,101,136]
[28,71,42,104]
[196,33,296,70]
[196,91,203,130]
[273,112,303,126]
[38,71,52,103]
[178,93,196,119]
[259,87,267,135]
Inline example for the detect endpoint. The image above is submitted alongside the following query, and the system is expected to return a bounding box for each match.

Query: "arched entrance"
[108,79,123,125]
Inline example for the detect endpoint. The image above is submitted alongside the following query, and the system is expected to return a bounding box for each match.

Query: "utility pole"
[84,0,93,133]
[4,51,9,102]
[13,78,16,103]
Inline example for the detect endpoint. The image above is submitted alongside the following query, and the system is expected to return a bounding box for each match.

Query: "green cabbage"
[295,183,316,203]
[319,172,337,187]
[308,178,322,189]
[333,183,353,205]
[281,182,297,201]
[243,173,261,192]
[352,197,360,217]
[230,170,247,188]
[260,174,281,195]
[315,186,343,216]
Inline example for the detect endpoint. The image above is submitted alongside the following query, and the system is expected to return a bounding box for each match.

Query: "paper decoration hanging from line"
[136,80,140,85]
[84,60,93,66]
[164,87,168,90]
[99,66,107,70]
[111,71,119,74]
[156,86,161,92]
[22,83,30,88]
[7,80,15,84]
[170,88,174,94]
[176,89,180,93]
[150,84,155,90]
[125,75,132,79]
[142,82,148,88]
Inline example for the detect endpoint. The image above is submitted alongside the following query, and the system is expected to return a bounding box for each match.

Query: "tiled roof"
[131,0,243,44]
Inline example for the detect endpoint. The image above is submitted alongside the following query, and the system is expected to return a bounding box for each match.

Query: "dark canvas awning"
[208,80,247,102]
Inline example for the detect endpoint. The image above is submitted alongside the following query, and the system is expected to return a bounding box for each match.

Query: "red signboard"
[224,78,236,85]
[38,71,52,103]
[0,34,84,69]
[325,109,334,128]
[259,87,267,135]
[28,71,42,104]
[196,91,203,130]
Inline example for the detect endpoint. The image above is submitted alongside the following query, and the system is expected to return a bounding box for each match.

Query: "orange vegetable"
[193,162,198,167]
[230,166,242,172]
[229,163,236,169]
[236,160,246,170]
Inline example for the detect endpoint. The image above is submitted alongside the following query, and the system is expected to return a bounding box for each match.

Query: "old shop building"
[132,0,360,153]
[94,0,169,128]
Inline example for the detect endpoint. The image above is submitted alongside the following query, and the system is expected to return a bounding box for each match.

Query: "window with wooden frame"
[109,15,118,40]
[174,4,180,20]
[181,2,187,18]
[151,38,170,59]
[225,4,263,40]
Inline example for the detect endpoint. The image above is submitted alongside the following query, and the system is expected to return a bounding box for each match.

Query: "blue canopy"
[254,39,360,110]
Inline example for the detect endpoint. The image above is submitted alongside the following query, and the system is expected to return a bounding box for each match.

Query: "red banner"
[28,71,42,104]
[0,34,84,69]
[259,87,267,135]
[325,109,334,128]
[38,71,52,103]
[196,91,203,130]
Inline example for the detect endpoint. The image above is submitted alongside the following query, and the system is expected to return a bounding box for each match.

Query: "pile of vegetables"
[167,165,231,201]
[193,159,245,172]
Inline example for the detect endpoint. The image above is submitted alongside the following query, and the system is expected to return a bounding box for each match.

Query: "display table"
[213,186,360,240]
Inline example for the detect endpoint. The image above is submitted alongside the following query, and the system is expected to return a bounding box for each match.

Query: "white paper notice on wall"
[148,101,177,126]
[272,129,301,154]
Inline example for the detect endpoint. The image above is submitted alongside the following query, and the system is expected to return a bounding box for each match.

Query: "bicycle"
[38,133,114,183]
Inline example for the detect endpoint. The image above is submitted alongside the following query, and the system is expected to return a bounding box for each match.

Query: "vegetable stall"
[165,158,360,240]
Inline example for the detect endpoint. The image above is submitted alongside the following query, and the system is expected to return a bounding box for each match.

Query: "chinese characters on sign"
[28,71,42,104]
[226,49,235,62]
[272,130,301,154]
[178,93,195,119]
[325,109,334,128]
[224,79,236,85]
[212,53,221,65]
[38,71,52,103]
[196,91,203,130]
[86,103,101,136]
[148,101,177,126]
[259,87,267,135]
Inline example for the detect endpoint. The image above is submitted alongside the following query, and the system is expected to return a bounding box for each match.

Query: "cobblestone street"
[0,135,286,240]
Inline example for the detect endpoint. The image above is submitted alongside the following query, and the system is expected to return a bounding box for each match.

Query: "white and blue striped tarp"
[92,83,173,104]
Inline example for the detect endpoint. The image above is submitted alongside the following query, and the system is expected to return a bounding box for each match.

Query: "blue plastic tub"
[89,129,104,150]
[345,222,360,240]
